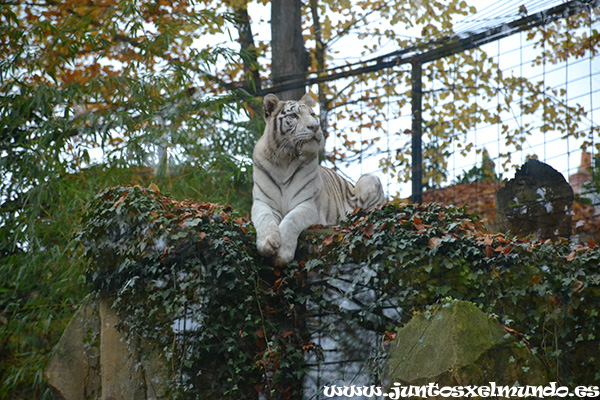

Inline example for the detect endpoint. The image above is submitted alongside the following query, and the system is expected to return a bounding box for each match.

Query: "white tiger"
[252,93,386,266]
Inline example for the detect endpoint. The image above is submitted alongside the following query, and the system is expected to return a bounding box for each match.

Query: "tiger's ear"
[300,93,315,107]
[263,94,280,118]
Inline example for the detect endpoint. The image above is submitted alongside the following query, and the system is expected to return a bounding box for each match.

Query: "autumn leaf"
[413,216,427,231]
[322,234,335,246]
[572,280,584,293]
[491,267,500,278]
[322,233,344,246]
[414,222,427,232]
[459,220,475,232]
[502,325,519,335]
[148,182,160,193]
[502,325,532,349]
[501,245,513,255]
[112,192,128,208]
[566,251,576,262]
[531,275,542,285]
[547,295,560,305]
[428,237,440,249]
[362,224,375,238]
[272,278,283,292]
[483,235,493,247]
[264,306,275,315]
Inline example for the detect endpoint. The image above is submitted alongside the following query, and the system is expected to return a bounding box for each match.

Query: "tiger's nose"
[308,124,319,133]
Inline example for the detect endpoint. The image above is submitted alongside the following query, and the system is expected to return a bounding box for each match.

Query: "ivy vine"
[79,186,600,399]
[309,203,600,387]
[80,186,310,399]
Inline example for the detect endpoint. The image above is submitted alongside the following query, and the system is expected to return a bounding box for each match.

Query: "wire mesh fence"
[301,1,600,398]
[313,0,599,243]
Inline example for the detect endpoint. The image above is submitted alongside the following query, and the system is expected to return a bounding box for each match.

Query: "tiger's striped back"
[317,166,356,225]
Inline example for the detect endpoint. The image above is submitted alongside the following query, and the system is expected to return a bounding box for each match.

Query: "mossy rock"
[388,300,550,389]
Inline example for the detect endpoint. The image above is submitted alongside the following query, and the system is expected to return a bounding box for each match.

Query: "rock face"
[387,300,549,390]
[45,295,167,400]
[496,159,573,239]
[45,294,101,400]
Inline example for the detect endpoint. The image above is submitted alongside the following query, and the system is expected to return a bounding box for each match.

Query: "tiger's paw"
[257,231,281,257]
[273,251,294,268]
[272,242,296,267]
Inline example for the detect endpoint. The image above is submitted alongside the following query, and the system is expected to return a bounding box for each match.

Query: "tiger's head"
[262,93,324,162]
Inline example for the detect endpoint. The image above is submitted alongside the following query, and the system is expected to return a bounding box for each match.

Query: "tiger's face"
[263,93,323,159]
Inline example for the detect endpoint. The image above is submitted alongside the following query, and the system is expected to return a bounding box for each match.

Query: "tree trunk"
[271,0,308,100]
[309,0,330,138]
[232,4,262,95]
[230,2,264,126]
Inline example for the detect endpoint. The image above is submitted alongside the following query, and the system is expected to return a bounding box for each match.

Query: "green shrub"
[81,185,308,399]
[79,188,600,398]
[0,163,252,399]
[312,203,600,386]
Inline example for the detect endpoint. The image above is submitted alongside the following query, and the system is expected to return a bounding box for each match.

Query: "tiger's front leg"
[252,201,282,257]
[274,201,318,267]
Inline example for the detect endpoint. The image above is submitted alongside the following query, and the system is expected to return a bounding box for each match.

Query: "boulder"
[99,299,147,400]
[387,300,549,390]
[45,294,101,400]
[45,295,168,400]
[496,159,573,239]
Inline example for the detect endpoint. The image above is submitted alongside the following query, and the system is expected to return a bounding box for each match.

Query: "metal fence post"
[411,59,423,204]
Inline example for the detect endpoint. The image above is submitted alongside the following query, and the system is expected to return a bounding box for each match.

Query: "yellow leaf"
[148,182,160,193]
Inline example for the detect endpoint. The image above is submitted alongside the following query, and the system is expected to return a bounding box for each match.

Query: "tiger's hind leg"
[353,174,386,211]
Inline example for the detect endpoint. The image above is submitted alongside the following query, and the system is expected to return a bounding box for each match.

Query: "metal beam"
[255,0,599,96]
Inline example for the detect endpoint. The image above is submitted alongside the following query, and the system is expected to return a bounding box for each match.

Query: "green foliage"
[0,164,252,399]
[582,154,600,202]
[1,2,257,397]
[79,186,309,399]
[0,171,106,399]
[77,188,600,398]
[453,148,501,184]
[2,1,599,398]
[310,202,600,386]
